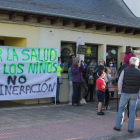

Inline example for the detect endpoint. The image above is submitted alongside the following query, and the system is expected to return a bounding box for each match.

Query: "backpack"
[86,66,94,85]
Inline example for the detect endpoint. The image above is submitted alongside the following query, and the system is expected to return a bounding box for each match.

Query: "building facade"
[0,0,140,104]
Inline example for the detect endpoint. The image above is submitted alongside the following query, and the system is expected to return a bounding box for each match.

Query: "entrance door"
[106,46,118,68]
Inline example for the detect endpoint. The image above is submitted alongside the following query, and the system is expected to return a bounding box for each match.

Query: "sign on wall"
[0,46,58,101]
[77,35,83,46]
[77,45,87,55]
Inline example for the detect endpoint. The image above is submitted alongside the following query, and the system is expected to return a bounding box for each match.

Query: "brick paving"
[0,101,140,140]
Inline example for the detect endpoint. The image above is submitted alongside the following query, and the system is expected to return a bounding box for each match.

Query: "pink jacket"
[124,53,136,67]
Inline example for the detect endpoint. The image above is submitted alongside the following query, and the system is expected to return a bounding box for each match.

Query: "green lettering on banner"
[3,64,9,74]
[13,49,19,61]
[39,62,46,73]
[44,49,49,61]
[31,49,38,61]
[0,48,3,62]
[47,63,52,73]
[36,62,39,74]
[7,48,12,61]
[52,63,57,73]
[38,49,43,61]
[10,64,17,74]
[28,63,35,74]
[50,49,57,62]
[17,64,24,74]
[22,49,30,61]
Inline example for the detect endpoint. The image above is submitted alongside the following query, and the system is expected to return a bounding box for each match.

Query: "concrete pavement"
[0,101,140,140]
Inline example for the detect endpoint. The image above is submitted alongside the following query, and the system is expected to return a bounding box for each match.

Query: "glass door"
[106,46,118,68]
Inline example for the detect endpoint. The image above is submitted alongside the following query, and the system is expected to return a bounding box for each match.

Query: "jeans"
[69,81,73,102]
[115,92,138,131]
[52,78,60,102]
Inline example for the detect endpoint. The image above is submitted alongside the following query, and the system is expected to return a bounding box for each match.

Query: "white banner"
[0,46,58,101]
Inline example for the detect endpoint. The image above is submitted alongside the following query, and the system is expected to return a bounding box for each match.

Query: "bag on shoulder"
[88,75,94,85]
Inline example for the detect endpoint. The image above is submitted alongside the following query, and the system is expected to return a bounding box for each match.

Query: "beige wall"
[0,22,39,48]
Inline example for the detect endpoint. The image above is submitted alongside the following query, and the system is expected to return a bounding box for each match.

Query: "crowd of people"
[53,46,140,133]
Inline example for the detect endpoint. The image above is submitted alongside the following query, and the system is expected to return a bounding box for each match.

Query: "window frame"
[106,46,118,67]
[84,44,98,66]
[61,41,76,73]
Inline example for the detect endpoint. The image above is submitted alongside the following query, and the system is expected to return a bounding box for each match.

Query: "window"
[106,46,118,67]
[0,40,4,46]
[84,44,98,66]
[61,42,76,72]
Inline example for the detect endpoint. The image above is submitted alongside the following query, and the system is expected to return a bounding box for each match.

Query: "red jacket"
[124,53,136,67]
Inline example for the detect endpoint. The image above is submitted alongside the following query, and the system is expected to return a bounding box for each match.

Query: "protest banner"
[0,46,58,101]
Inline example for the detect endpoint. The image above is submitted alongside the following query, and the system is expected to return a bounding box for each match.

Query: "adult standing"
[124,46,136,67]
[68,67,73,105]
[84,60,95,101]
[71,57,84,106]
[68,53,75,105]
[52,57,65,105]
[114,57,140,132]
[108,60,117,80]
[124,46,136,119]
[68,53,75,68]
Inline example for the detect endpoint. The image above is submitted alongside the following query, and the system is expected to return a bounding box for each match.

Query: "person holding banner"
[71,57,84,106]
[52,57,65,105]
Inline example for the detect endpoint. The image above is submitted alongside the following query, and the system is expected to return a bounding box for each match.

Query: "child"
[96,70,106,115]
[104,67,113,109]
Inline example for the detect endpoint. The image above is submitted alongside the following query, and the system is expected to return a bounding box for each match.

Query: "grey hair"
[73,57,80,65]
[129,57,139,66]
[99,58,104,61]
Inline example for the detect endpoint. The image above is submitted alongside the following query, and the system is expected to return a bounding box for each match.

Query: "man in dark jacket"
[114,57,140,133]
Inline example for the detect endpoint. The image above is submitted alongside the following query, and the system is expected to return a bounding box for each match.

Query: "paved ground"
[0,101,140,140]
